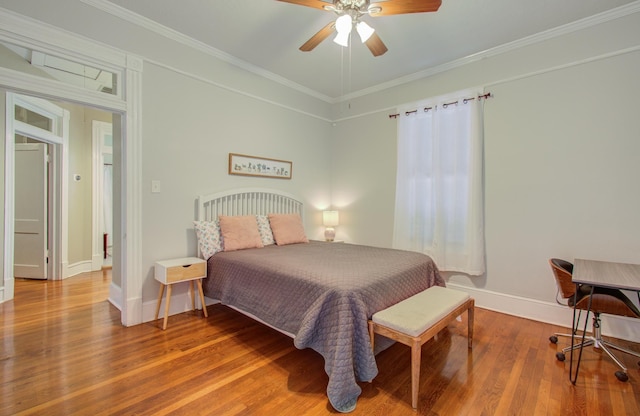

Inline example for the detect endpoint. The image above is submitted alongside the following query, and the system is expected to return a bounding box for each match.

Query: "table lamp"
[322,210,339,242]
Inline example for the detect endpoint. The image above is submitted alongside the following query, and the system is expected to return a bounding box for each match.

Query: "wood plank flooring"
[2,270,640,415]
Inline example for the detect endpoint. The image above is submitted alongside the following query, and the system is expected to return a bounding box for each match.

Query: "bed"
[195,188,444,412]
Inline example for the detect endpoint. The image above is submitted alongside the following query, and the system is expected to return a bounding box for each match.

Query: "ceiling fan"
[277,0,442,57]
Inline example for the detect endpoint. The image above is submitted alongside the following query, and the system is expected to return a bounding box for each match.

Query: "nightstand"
[154,257,208,330]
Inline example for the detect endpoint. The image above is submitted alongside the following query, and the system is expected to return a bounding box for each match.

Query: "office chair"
[548,258,640,382]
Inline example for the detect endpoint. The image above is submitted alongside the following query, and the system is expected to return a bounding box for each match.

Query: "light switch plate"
[151,180,161,193]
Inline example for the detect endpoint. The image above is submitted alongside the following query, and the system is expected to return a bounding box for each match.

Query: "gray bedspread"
[203,241,444,412]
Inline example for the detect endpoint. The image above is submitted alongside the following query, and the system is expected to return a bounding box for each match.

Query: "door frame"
[9,94,69,283]
[92,120,112,271]
[0,9,144,326]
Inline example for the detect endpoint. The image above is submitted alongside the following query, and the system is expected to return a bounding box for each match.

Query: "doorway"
[10,93,116,281]
[9,94,67,283]
[1,15,144,326]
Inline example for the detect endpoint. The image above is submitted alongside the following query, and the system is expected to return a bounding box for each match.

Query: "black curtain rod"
[389,92,492,119]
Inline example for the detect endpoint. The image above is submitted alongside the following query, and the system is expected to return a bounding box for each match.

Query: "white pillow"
[193,220,223,259]
[256,215,275,245]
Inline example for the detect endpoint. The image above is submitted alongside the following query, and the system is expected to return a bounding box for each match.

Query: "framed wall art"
[228,153,292,179]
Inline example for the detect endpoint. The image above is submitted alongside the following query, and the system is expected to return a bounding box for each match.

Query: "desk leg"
[162,284,172,330]
[197,279,208,318]
[570,285,593,384]
[155,284,165,321]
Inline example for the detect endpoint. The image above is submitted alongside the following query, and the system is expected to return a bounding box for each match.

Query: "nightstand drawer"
[155,257,206,284]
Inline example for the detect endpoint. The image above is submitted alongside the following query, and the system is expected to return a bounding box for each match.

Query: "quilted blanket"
[203,241,443,412]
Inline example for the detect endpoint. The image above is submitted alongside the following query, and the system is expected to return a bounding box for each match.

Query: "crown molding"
[81,0,640,104]
[341,1,640,102]
[80,0,333,103]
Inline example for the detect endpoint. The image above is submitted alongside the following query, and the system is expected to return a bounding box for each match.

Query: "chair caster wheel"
[549,335,558,344]
[615,371,628,382]
[556,352,566,362]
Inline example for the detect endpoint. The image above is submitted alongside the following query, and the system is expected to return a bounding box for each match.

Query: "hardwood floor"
[2,271,640,415]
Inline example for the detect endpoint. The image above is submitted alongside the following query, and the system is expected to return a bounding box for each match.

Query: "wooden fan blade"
[300,21,336,51]
[276,0,332,11]
[369,0,442,16]
[365,32,388,57]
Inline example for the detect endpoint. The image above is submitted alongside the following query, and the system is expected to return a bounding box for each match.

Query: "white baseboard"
[141,284,218,324]
[108,281,122,311]
[136,280,640,344]
[91,254,104,271]
[447,283,640,344]
[66,260,93,278]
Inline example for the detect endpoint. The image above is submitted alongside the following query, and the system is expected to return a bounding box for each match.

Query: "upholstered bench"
[368,286,474,409]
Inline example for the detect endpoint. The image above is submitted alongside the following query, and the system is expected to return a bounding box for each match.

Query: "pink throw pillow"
[268,213,309,246]
[219,215,264,252]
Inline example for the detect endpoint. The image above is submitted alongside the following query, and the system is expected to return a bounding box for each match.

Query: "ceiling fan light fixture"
[333,14,353,47]
[334,14,353,34]
[333,30,350,47]
[356,21,374,43]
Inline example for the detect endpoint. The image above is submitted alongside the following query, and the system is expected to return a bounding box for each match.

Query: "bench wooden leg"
[411,340,421,409]
[368,321,375,352]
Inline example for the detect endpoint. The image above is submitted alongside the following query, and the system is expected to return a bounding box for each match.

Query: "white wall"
[329,9,640,336]
[140,63,332,302]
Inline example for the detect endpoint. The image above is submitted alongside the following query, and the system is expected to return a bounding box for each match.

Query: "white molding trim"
[447,283,640,344]
[0,67,126,113]
[79,0,332,103]
[141,286,215,324]
[342,2,640,102]
[144,59,332,124]
[120,61,144,327]
[91,121,112,272]
[66,260,93,278]
[80,0,640,103]
[109,281,122,311]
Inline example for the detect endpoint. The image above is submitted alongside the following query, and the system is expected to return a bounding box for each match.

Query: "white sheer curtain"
[393,88,486,275]
[103,164,113,251]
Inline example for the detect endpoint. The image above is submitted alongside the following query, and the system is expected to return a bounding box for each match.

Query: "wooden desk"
[570,259,640,383]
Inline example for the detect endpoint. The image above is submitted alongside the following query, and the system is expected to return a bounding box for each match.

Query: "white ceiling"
[105,0,636,101]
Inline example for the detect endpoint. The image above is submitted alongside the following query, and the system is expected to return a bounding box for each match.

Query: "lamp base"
[324,227,335,242]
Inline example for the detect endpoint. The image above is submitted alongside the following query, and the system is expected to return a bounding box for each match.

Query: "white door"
[14,143,48,279]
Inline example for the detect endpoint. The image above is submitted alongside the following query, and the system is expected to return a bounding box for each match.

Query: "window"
[393,89,486,275]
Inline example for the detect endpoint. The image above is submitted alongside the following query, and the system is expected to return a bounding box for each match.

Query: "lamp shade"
[333,14,352,47]
[334,14,352,34]
[323,210,339,227]
[356,21,374,43]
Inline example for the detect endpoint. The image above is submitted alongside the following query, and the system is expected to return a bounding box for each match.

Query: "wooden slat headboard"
[197,188,304,221]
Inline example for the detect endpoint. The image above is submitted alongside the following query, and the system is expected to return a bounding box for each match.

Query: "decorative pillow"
[218,215,264,252]
[193,220,223,259]
[256,215,275,246]
[268,213,309,246]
